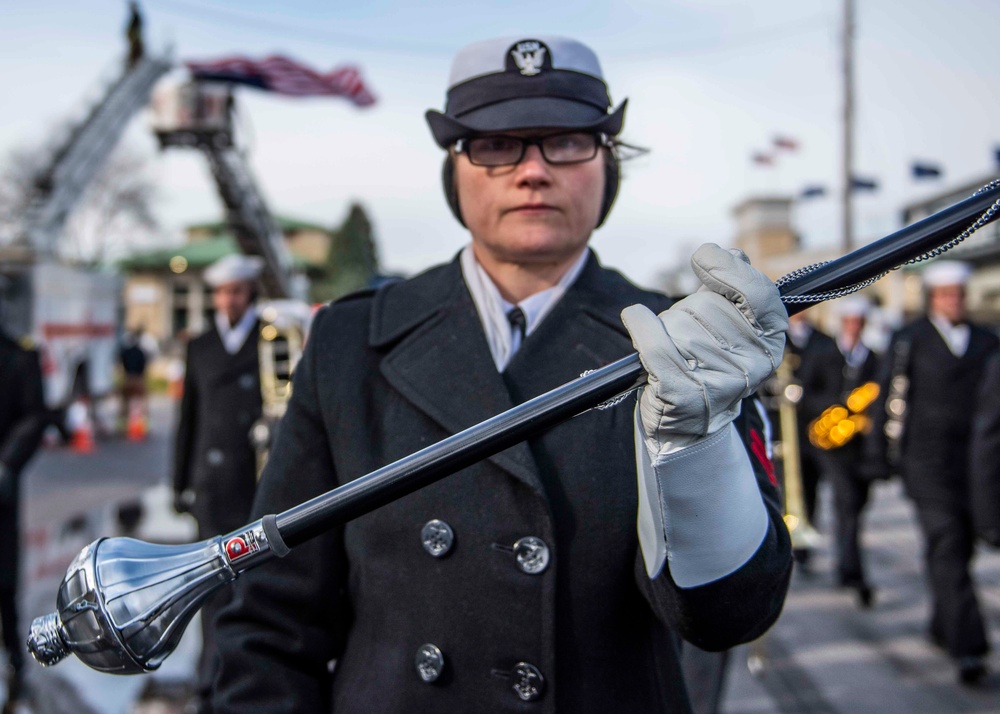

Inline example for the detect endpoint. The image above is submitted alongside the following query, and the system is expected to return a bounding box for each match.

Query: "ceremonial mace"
[28,181,1000,675]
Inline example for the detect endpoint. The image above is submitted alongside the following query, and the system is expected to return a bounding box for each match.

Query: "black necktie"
[507,307,527,343]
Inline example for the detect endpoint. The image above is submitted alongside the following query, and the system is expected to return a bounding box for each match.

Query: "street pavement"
[724,479,1000,713]
[14,395,199,714]
[6,394,1000,712]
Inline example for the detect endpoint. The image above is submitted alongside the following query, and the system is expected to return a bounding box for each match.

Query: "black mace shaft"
[275,182,1000,549]
[28,181,1000,675]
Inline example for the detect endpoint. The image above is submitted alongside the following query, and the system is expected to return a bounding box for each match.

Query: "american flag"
[185,54,377,106]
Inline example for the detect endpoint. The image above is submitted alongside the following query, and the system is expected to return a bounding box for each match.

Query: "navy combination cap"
[426,36,627,148]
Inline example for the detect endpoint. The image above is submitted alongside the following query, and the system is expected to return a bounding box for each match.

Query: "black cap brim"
[426,98,627,148]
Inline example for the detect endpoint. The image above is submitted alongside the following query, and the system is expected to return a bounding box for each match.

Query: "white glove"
[622,243,787,456]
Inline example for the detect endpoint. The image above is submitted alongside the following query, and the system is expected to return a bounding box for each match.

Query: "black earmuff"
[441,148,621,230]
[597,151,620,228]
[441,154,466,228]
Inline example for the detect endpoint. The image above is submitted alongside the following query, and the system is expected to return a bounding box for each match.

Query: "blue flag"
[912,162,942,179]
[800,185,826,199]
[851,176,879,192]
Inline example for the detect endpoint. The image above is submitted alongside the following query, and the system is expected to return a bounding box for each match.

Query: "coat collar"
[368,250,651,494]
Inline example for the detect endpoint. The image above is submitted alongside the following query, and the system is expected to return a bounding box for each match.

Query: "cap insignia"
[510,41,547,77]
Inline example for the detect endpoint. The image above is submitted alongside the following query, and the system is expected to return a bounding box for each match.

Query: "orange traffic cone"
[68,400,96,454]
[126,403,148,442]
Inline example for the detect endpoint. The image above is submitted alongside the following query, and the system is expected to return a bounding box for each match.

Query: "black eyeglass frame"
[454,132,615,167]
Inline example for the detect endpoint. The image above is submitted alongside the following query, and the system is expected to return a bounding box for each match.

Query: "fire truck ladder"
[152,84,295,299]
[22,54,173,257]
[200,142,294,298]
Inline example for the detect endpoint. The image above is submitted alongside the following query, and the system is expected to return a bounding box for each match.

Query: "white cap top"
[833,295,871,318]
[922,260,972,288]
[204,254,264,287]
[447,36,605,88]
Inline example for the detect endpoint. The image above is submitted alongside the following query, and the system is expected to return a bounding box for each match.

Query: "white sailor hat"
[204,254,264,287]
[922,260,972,288]
[425,36,626,148]
[833,295,871,318]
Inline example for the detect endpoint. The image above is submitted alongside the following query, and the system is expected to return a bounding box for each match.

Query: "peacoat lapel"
[503,252,642,396]
[370,258,544,495]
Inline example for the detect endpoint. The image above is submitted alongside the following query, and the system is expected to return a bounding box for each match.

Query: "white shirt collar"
[215,305,258,355]
[929,313,970,357]
[837,336,870,368]
[460,246,589,371]
[787,320,813,350]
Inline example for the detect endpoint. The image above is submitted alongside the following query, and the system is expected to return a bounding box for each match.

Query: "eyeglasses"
[455,132,609,167]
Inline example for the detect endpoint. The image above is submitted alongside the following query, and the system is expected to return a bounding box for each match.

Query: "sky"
[2,0,1000,288]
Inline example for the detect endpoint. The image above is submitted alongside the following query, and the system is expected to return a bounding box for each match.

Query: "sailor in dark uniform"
[212,36,792,714]
[873,260,998,684]
[173,253,264,712]
[820,296,881,607]
[0,329,46,708]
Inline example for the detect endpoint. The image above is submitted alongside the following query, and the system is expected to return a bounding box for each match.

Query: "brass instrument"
[748,348,824,676]
[772,350,823,551]
[807,382,880,450]
[251,300,313,477]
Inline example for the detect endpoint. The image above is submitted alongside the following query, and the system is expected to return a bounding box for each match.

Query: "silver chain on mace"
[776,178,1000,305]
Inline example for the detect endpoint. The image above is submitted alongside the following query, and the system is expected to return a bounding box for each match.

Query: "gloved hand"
[622,243,787,456]
[173,489,195,515]
[0,462,13,504]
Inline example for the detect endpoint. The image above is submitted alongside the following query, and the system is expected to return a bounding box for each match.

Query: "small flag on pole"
[851,176,879,192]
[800,185,827,199]
[186,54,377,106]
[773,136,799,151]
[912,161,942,179]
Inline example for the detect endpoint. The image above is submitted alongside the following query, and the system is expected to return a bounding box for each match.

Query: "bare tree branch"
[0,140,160,264]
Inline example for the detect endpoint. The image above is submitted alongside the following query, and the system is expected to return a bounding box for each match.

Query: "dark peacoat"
[879,316,999,503]
[0,331,46,588]
[970,351,1000,545]
[173,320,262,537]
[213,253,792,714]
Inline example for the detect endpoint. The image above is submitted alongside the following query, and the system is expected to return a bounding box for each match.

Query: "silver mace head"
[27,519,276,674]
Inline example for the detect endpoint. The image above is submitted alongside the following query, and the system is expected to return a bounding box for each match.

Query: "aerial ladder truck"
[0,52,172,411]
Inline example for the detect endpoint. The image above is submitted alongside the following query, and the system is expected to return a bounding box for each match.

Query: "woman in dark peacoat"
[212,255,792,713]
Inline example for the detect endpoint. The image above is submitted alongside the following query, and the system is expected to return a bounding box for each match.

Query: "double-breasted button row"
[421,520,550,575]
[415,644,545,702]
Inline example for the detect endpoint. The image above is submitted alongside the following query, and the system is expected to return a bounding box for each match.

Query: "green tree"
[310,203,380,303]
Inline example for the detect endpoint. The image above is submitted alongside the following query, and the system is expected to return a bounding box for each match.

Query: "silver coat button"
[512,662,545,701]
[415,643,444,683]
[513,536,549,575]
[206,448,224,466]
[421,519,454,558]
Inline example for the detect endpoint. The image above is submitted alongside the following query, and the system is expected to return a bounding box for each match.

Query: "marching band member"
[212,36,792,713]
[782,312,840,570]
[173,253,265,712]
[823,296,881,607]
[872,260,997,684]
